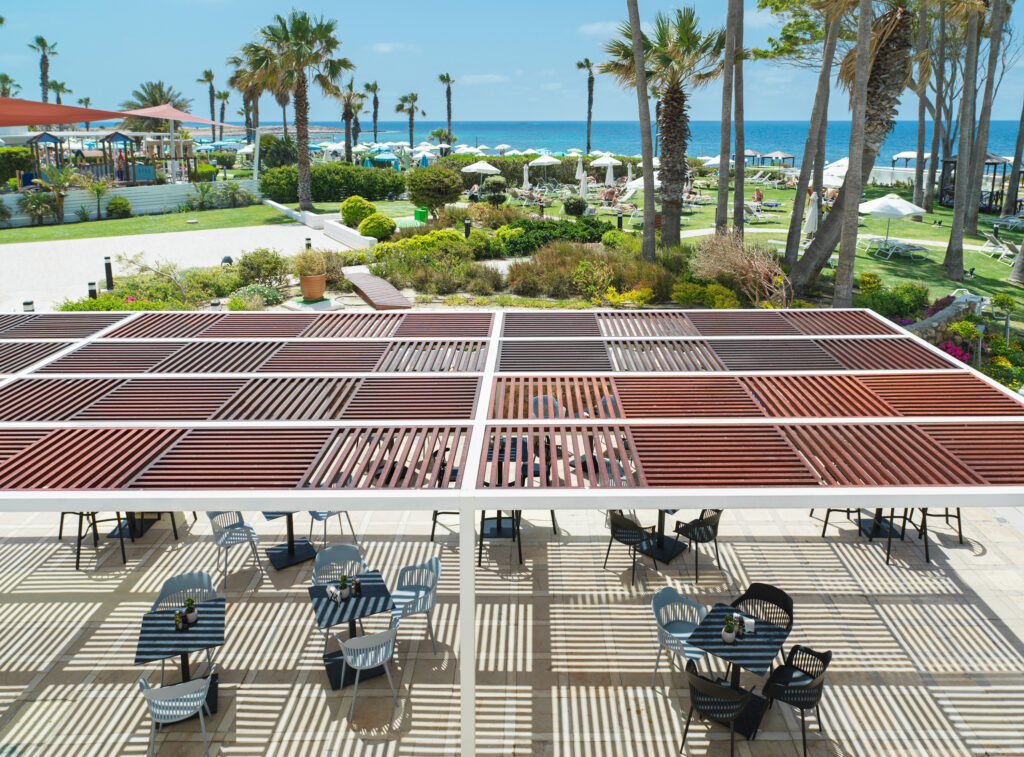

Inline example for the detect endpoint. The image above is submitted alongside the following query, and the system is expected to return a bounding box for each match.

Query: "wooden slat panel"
[490,376,620,419]
[0,428,184,489]
[395,313,493,337]
[0,378,121,421]
[781,423,986,486]
[502,313,600,337]
[36,342,187,374]
[346,272,412,310]
[261,342,387,372]
[74,378,246,420]
[819,337,955,370]
[214,378,360,420]
[0,342,72,373]
[344,377,479,419]
[197,314,317,339]
[499,341,612,372]
[921,424,1024,484]
[741,375,896,417]
[782,310,898,336]
[131,429,332,489]
[0,314,125,339]
[300,313,402,338]
[859,373,1024,416]
[0,430,52,464]
[0,315,34,335]
[687,311,801,336]
[613,377,762,417]
[606,339,725,372]
[597,311,697,337]
[377,340,488,372]
[304,426,469,489]
[153,341,281,373]
[105,313,224,339]
[630,425,818,486]
[710,340,842,371]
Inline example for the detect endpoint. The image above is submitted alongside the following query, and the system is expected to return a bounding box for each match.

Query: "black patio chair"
[59,511,130,570]
[913,507,963,563]
[730,582,793,669]
[817,508,863,537]
[603,510,658,586]
[763,645,832,757]
[681,660,752,757]
[673,509,722,582]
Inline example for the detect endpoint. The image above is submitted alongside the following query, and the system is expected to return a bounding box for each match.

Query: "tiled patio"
[0,506,1022,756]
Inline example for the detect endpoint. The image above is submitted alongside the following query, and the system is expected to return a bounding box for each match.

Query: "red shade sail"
[0,97,127,128]
[122,104,226,126]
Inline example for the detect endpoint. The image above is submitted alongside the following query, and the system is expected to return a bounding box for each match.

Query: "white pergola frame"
[2,308,1024,756]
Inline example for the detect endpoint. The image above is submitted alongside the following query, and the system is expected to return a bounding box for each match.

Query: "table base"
[637,538,687,563]
[266,538,317,570]
[709,688,767,741]
[323,651,386,690]
[860,516,900,540]
[107,513,157,539]
[480,516,517,540]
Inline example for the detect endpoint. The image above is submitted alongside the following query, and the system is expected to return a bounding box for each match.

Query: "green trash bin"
[414,207,428,223]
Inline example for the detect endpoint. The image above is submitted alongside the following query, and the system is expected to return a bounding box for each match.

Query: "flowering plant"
[939,341,970,363]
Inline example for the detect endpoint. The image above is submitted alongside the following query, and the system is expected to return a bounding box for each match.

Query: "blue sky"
[1,1,1021,124]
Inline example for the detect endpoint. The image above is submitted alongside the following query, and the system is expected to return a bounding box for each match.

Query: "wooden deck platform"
[346,273,411,310]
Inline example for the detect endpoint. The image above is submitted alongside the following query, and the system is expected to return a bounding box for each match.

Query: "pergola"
[1,308,1023,755]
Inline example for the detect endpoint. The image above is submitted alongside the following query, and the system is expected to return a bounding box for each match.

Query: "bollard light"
[104,256,114,291]
[538,203,544,218]
[617,210,623,230]
[463,218,471,239]
[210,300,222,311]
[23,301,34,312]
[305,237,312,249]
[88,282,98,299]
[221,256,233,267]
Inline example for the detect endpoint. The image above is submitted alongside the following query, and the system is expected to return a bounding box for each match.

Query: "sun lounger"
[744,202,779,224]
[872,240,929,262]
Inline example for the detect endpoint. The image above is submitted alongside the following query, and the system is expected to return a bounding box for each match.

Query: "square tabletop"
[307,570,394,630]
[134,598,226,666]
[688,602,789,677]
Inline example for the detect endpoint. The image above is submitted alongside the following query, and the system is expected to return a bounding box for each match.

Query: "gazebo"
[938,152,1011,212]
[24,132,65,180]
[761,149,795,167]
[1,308,1023,755]
[891,150,930,167]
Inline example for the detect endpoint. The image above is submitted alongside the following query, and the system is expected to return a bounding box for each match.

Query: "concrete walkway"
[0,223,351,312]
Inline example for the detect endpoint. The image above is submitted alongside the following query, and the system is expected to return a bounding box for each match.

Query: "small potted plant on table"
[184,597,198,625]
[722,614,737,644]
[338,575,350,600]
[292,248,327,302]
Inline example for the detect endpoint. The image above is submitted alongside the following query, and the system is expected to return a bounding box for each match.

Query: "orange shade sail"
[0,97,127,128]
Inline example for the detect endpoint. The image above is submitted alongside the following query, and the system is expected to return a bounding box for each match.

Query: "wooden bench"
[346,273,412,310]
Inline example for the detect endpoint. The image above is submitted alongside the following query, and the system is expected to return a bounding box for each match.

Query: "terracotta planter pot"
[299,274,326,302]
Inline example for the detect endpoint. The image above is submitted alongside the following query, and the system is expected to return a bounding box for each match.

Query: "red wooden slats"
[261,342,387,372]
[597,311,697,337]
[781,423,986,486]
[0,430,52,464]
[818,337,954,370]
[300,313,402,338]
[613,377,763,418]
[859,373,1024,416]
[346,273,412,310]
[782,310,897,336]
[489,376,620,419]
[0,428,184,489]
[395,313,493,337]
[606,339,724,371]
[687,311,801,336]
[105,313,224,339]
[0,314,125,339]
[74,379,246,420]
[499,341,613,371]
[0,379,121,421]
[710,339,842,371]
[36,342,187,373]
[197,314,318,339]
[153,341,282,373]
[0,315,34,335]
[630,425,819,487]
[502,313,601,337]
[376,340,489,372]
[741,375,896,417]
[213,378,360,420]
[303,426,469,489]
[131,429,332,489]
[343,377,479,419]
[0,342,72,373]
[922,423,1024,484]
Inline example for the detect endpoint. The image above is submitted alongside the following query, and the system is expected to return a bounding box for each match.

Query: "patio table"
[688,602,789,739]
[134,598,226,683]
[637,509,686,563]
[262,511,316,570]
[308,570,395,689]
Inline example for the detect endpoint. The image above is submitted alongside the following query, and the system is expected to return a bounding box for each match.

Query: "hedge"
[191,164,219,183]
[0,147,33,184]
[258,163,405,203]
[436,154,636,190]
[210,152,237,169]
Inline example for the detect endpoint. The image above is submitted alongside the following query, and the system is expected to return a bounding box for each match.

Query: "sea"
[296,119,1021,167]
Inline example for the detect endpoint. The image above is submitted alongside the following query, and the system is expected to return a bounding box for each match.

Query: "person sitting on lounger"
[602,186,617,204]
[752,187,764,204]
[468,184,480,202]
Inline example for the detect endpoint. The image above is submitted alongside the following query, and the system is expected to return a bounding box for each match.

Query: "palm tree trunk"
[408,113,414,150]
[966,0,1005,234]
[294,72,314,212]
[253,98,260,130]
[373,95,379,142]
[716,0,739,233]
[209,83,216,142]
[945,10,980,281]
[446,85,452,137]
[344,111,352,163]
[812,112,827,224]
[658,83,689,248]
[785,18,838,265]
[282,103,288,140]
[353,115,361,153]
[627,0,656,263]
[586,74,594,155]
[732,3,745,236]
[40,56,48,102]
[913,0,929,208]
[1002,91,1024,215]
[925,5,946,213]
[219,104,225,141]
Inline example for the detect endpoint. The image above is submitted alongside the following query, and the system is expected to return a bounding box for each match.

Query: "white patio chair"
[311,544,368,585]
[207,512,264,591]
[308,510,358,549]
[651,587,706,686]
[151,571,218,684]
[335,628,400,721]
[981,231,1005,255]
[390,556,441,652]
[138,666,216,757]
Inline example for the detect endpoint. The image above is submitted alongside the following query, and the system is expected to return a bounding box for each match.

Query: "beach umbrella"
[522,163,531,190]
[495,143,510,150]
[591,155,622,185]
[822,156,848,188]
[362,157,373,167]
[237,144,254,155]
[627,171,659,190]
[419,155,429,168]
[529,153,560,181]
[522,147,539,155]
[477,144,492,151]
[803,192,820,236]
[575,156,585,181]
[652,157,660,168]
[462,160,500,186]
[627,163,633,183]
[567,147,583,154]
[580,175,587,197]
[436,142,450,149]
[352,143,369,153]
[858,192,926,241]
[374,152,398,162]
[505,149,522,156]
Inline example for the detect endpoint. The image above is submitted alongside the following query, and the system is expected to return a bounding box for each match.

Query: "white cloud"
[578,20,620,36]
[745,8,780,30]
[540,82,563,91]
[459,74,510,86]
[371,42,419,54]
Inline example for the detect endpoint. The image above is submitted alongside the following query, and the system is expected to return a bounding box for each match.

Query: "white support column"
[458,503,476,756]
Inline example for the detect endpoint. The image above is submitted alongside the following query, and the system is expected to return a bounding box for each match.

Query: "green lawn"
[0,204,294,245]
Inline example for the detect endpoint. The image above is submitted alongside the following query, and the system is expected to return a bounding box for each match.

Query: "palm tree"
[439,73,454,139]
[77,96,92,129]
[119,81,191,131]
[28,36,57,102]
[197,69,216,141]
[395,93,425,149]
[912,0,929,208]
[1002,91,1024,216]
[32,164,79,224]
[924,3,947,213]
[575,59,595,154]
[336,78,364,163]
[249,11,353,211]
[602,9,726,248]
[364,81,380,142]
[227,52,265,143]
[731,1,745,235]
[352,100,364,148]
[0,74,21,98]
[216,90,230,140]
[48,80,70,105]
[625,0,656,263]
[428,127,457,154]
[273,87,290,139]
[715,1,737,234]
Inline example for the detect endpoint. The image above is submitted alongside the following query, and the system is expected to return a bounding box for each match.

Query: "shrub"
[571,260,614,299]
[947,320,983,342]
[259,165,299,203]
[689,231,789,307]
[856,272,884,293]
[260,134,298,169]
[181,266,242,298]
[0,147,33,184]
[227,292,266,311]
[410,268,461,296]
[704,283,741,309]
[992,293,1016,314]
[310,162,404,202]
[502,217,612,256]
[601,286,654,307]
[369,229,475,287]
[672,281,707,307]
[238,247,289,287]
[562,194,588,217]
[923,294,955,319]
[790,299,815,309]
[357,212,396,241]
[470,202,527,229]
[340,195,376,227]
[105,196,132,219]
[192,163,219,183]
[0,202,13,226]
[210,152,237,169]
[602,229,627,249]
[466,264,506,294]
[853,282,929,319]
[216,182,253,208]
[406,166,463,218]
[292,248,327,277]
[482,175,507,206]
[57,292,185,311]
[439,204,472,228]
[323,249,368,289]
[467,229,505,259]
[189,182,217,210]
[230,284,283,306]
[18,191,56,225]
[508,267,543,296]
